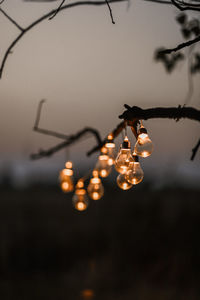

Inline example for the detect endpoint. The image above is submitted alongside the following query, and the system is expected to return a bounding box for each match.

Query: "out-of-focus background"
[0,0,200,299]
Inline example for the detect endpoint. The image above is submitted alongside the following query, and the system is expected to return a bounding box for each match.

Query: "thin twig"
[0,8,24,31]
[0,0,126,78]
[49,0,66,20]
[105,0,115,24]
[33,99,70,139]
[184,45,195,105]
[171,0,200,11]
[159,35,200,55]
[191,138,200,160]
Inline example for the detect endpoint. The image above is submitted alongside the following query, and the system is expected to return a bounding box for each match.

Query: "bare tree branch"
[0,0,126,79]
[119,104,200,122]
[31,127,103,159]
[31,104,200,160]
[119,105,200,160]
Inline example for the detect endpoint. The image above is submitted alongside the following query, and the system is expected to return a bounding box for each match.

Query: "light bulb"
[72,184,89,211]
[61,178,74,193]
[135,125,153,157]
[96,154,112,178]
[105,135,116,166]
[117,174,133,190]
[59,161,74,193]
[126,154,144,185]
[87,170,104,200]
[115,136,133,174]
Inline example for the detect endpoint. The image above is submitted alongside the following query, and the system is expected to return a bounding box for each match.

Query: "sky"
[0,0,199,186]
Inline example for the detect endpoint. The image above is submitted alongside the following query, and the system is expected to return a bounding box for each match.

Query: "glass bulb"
[96,154,112,178]
[72,188,89,211]
[87,172,104,200]
[115,137,133,174]
[61,178,74,193]
[135,126,153,157]
[117,174,133,190]
[126,161,144,185]
[105,140,116,166]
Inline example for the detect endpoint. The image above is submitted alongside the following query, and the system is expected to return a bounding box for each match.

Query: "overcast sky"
[0,0,199,185]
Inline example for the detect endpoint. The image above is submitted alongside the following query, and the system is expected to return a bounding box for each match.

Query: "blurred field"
[0,183,200,300]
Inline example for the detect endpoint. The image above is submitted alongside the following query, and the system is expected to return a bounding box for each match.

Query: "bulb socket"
[122,139,130,149]
[132,154,139,162]
[138,127,147,135]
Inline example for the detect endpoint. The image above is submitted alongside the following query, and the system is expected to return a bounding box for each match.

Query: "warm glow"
[92,170,99,177]
[92,192,100,200]
[138,133,148,140]
[107,134,114,140]
[126,162,144,185]
[76,180,84,188]
[115,148,133,174]
[76,188,86,195]
[60,168,73,178]
[91,177,101,184]
[141,151,148,157]
[61,181,69,191]
[108,157,114,166]
[80,289,94,300]
[96,154,112,178]
[99,154,108,161]
[116,173,133,190]
[99,169,108,177]
[60,179,74,193]
[65,161,73,169]
[76,201,87,211]
[101,146,108,154]
[105,142,115,149]
[87,176,104,200]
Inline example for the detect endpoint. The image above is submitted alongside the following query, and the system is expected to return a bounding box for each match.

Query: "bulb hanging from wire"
[96,151,112,178]
[87,170,104,200]
[126,153,144,185]
[117,174,133,190]
[105,134,116,166]
[134,123,153,158]
[59,161,74,193]
[72,180,89,211]
[115,136,133,174]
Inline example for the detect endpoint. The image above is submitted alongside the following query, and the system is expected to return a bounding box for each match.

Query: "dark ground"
[0,181,200,300]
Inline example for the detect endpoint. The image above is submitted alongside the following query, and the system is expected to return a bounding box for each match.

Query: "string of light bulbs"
[59,121,154,211]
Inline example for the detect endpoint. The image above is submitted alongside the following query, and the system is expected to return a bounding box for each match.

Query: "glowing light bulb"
[59,161,74,193]
[96,154,112,178]
[61,179,74,193]
[126,154,144,185]
[72,182,89,211]
[115,136,133,174]
[105,134,116,166]
[135,125,153,157]
[117,174,133,190]
[87,170,104,200]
